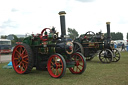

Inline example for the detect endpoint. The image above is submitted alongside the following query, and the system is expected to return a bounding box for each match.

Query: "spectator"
[121,43,126,51]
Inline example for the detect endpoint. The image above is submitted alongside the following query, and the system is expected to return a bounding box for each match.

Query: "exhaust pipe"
[106,22,111,47]
[106,22,111,40]
[58,11,66,37]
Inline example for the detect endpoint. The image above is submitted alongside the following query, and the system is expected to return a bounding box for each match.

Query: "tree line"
[0,28,128,45]
[67,28,128,40]
[104,32,123,40]
[1,34,24,46]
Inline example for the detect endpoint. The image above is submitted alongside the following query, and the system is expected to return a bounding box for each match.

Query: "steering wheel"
[40,28,51,41]
[84,31,95,39]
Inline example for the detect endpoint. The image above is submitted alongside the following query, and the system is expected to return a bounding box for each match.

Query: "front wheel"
[69,52,86,74]
[47,54,66,78]
[99,49,113,63]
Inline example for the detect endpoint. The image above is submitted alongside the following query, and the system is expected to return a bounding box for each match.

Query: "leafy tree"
[12,34,18,42]
[18,37,24,42]
[116,32,123,40]
[11,40,16,47]
[68,28,79,40]
[104,32,123,40]
[7,34,18,46]
[1,35,7,39]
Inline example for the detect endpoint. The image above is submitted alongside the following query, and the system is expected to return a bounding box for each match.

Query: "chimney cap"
[58,11,66,16]
[106,22,110,24]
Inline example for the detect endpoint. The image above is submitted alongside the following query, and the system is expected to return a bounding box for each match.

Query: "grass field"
[0,51,128,85]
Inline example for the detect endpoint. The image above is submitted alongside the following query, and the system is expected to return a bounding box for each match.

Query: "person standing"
[121,43,126,51]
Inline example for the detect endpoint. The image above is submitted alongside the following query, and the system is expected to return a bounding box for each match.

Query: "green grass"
[0,51,128,85]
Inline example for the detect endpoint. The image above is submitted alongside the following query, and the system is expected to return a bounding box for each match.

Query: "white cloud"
[0,0,128,39]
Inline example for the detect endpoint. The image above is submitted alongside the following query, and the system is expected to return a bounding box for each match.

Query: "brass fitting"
[58,11,66,16]
[106,22,110,24]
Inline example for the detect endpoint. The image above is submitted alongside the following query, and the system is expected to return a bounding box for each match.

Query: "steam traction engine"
[74,22,120,63]
[12,11,86,78]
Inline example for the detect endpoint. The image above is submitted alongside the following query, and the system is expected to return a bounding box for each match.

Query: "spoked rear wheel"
[12,44,33,74]
[47,54,66,78]
[69,52,86,74]
[99,49,113,63]
[112,49,120,62]
[73,42,84,54]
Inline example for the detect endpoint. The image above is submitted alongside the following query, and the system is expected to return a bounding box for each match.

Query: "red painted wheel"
[12,44,33,74]
[47,54,66,78]
[69,52,86,74]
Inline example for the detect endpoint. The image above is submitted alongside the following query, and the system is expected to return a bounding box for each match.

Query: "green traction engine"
[12,11,86,78]
[74,22,120,63]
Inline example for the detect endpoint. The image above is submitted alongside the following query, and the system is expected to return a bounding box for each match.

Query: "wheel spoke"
[79,63,83,67]
[77,66,81,71]
[76,66,78,72]
[20,66,24,71]
[16,62,22,68]
[19,47,22,54]
[22,60,28,64]
[55,69,58,75]
[22,63,25,69]
[51,61,54,65]
[58,65,62,67]
[21,49,26,55]
[14,58,18,60]
[113,57,118,61]
[51,66,55,72]
[16,50,21,56]
[22,55,28,59]
[75,48,80,52]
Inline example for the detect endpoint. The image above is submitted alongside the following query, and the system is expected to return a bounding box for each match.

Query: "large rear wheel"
[12,44,34,74]
[73,42,84,54]
[69,52,86,74]
[47,54,66,78]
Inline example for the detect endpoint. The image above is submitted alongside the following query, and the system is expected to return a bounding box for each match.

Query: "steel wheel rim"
[12,45,28,74]
[69,53,84,73]
[47,55,64,78]
[99,49,112,63]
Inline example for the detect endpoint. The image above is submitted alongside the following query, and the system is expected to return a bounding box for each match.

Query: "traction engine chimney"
[106,22,111,47]
[58,11,66,38]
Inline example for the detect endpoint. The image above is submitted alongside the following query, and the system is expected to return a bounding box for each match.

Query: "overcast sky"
[0,0,128,39]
